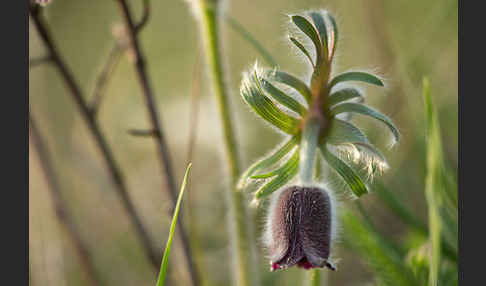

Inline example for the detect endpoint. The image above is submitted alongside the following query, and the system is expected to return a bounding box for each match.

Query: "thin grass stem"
[196,1,259,285]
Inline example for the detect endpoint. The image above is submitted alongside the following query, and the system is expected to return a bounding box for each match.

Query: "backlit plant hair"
[238,9,400,273]
[239,9,399,202]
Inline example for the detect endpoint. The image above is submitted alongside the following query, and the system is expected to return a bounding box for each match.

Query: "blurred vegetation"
[29,0,457,285]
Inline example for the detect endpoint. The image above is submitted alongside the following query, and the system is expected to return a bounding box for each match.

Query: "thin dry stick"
[90,0,149,115]
[114,1,199,285]
[28,4,161,270]
[30,55,52,68]
[29,113,102,286]
[89,43,124,116]
[135,0,150,32]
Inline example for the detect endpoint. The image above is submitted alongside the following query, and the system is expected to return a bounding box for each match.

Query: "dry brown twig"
[29,3,161,271]
[114,0,199,285]
[29,113,102,286]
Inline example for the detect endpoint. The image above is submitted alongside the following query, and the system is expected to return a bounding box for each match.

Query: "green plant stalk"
[197,1,258,285]
[308,269,321,286]
[300,118,321,185]
[423,77,443,286]
[299,117,323,286]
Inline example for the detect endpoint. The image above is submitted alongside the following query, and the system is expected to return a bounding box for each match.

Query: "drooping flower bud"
[264,185,336,271]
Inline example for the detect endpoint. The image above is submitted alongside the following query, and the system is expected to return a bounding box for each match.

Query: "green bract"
[238,10,399,200]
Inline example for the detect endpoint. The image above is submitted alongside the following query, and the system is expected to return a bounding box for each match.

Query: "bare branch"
[29,4,161,270]
[114,1,199,285]
[89,43,124,115]
[135,0,151,33]
[127,128,159,137]
[29,55,52,68]
[29,113,102,286]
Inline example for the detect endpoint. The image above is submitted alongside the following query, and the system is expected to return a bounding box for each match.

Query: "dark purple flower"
[265,186,336,271]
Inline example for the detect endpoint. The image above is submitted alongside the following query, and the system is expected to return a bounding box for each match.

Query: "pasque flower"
[265,186,336,271]
[238,9,400,272]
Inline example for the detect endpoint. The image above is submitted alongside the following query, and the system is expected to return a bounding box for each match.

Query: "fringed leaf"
[238,136,299,189]
[325,118,369,145]
[320,144,368,197]
[254,150,299,199]
[326,12,339,59]
[330,71,384,89]
[260,77,307,116]
[241,71,300,134]
[308,11,329,61]
[289,36,314,67]
[265,70,312,104]
[328,88,364,107]
[330,102,400,143]
[291,15,323,64]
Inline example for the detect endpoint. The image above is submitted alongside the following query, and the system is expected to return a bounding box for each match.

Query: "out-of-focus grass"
[156,163,192,286]
[341,78,457,286]
[29,0,457,285]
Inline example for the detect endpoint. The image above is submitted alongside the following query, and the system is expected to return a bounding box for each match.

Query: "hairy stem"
[115,1,199,285]
[299,117,323,286]
[28,4,161,272]
[299,118,321,185]
[30,113,102,286]
[196,1,258,285]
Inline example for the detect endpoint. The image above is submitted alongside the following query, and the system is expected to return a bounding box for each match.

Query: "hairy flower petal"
[266,186,335,271]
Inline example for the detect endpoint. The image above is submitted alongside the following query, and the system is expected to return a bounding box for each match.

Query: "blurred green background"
[29,0,457,285]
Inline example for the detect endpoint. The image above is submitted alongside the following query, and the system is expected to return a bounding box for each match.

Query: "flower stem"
[300,117,323,286]
[307,269,321,286]
[197,1,258,285]
[299,117,321,185]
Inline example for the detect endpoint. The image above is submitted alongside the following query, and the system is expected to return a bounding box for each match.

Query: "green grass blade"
[325,118,369,145]
[374,181,458,262]
[341,208,419,286]
[289,36,314,67]
[290,15,323,63]
[328,88,364,107]
[330,102,400,143]
[265,70,312,104]
[354,201,405,256]
[330,71,384,89]
[443,166,458,209]
[260,77,307,116]
[225,15,278,67]
[155,163,192,286]
[320,144,368,197]
[374,181,428,233]
[241,71,300,134]
[423,77,444,286]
